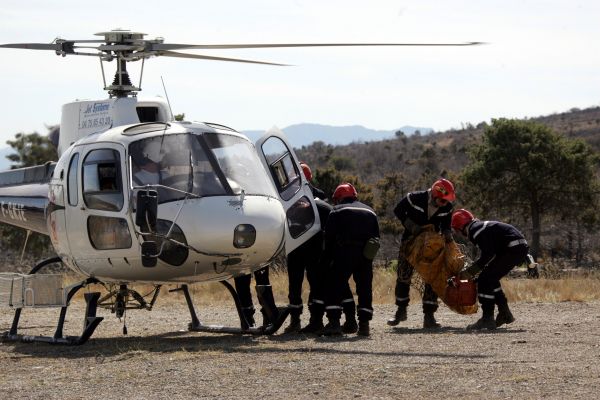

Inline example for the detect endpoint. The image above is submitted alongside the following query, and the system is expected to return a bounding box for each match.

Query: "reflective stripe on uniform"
[423,301,438,305]
[478,293,495,299]
[342,298,355,303]
[437,211,451,216]
[325,306,343,310]
[472,221,490,239]
[407,193,425,213]
[358,307,373,314]
[287,304,303,309]
[493,287,502,292]
[396,296,409,302]
[508,238,528,247]
[335,206,378,217]
[311,299,324,305]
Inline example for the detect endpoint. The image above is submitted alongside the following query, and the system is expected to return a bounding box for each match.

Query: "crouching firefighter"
[451,209,529,330]
[323,183,380,336]
[387,178,455,329]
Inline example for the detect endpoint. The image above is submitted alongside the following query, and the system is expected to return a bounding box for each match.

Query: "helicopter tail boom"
[0,164,55,235]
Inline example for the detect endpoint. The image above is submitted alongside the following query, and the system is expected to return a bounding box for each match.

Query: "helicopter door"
[255,127,320,254]
[65,143,133,261]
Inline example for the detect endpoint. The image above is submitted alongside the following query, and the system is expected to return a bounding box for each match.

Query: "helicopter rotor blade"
[0,42,64,51]
[159,50,290,66]
[151,41,484,51]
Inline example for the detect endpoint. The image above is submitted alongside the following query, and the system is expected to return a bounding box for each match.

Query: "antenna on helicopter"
[160,76,174,121]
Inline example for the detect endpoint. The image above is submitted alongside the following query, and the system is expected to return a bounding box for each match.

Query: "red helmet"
[451,209,475,231]
[431,178,456,202]
[332,183,357,203]
[299,162,312,181]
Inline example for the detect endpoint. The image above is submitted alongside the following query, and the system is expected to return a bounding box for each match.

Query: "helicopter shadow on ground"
[2,329,490,361]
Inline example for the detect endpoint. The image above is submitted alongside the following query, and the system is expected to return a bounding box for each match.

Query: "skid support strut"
[1,257,104,345]
[172,281,289,335]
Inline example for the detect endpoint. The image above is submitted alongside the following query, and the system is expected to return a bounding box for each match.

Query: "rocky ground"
[1,300,599,399]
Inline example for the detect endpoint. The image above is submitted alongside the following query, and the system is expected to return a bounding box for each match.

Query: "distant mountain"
[243,123,432,148]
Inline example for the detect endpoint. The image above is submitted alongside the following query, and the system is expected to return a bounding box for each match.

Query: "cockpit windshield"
[203,132,277,197]
[129,132,276,203]
[130,133,226,203]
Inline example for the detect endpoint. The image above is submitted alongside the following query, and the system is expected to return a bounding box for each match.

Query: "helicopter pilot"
[132,141,163,186]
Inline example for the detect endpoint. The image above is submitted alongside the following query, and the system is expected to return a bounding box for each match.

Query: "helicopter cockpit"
[128,131,277,203]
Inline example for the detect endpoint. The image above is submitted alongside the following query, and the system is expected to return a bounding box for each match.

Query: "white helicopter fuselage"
[0,97,320,285]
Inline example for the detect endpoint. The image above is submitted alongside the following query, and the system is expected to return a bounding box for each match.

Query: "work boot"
[423,313,441,329]
[357,320,370,336]
[387,306,407,326]
[322,319,342,336]
[300,319,324,335]
[342,318,358,334]
[283,314,302,334]
[466,316,496,331]
[242,309,255,328]
[496,307,515,328]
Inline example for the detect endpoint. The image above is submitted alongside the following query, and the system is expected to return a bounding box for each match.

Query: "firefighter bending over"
[452,209,528,330]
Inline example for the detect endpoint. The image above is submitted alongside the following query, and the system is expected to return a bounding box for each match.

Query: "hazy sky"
[1,0,599,148]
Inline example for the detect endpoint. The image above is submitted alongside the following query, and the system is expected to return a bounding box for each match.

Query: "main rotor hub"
[95,29,147,44]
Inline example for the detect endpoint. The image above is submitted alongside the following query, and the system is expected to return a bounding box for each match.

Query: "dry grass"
[61,267,600,307]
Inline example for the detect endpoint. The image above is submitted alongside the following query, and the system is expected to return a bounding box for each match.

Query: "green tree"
[2,129,58,259]
[6,131,57,168]
[374,172,407,234]
[313,167,343,200]
[461,118,600,259]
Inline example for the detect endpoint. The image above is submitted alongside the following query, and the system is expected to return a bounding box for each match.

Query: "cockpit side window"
[261,137,301,201]
[82,149,124,211]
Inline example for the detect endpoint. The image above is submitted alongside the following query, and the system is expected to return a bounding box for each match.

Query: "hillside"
[296,106,600,192]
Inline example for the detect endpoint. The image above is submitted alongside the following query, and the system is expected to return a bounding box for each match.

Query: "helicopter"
[0,29,481,344]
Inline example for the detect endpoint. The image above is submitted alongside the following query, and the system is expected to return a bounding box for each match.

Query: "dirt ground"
[1,300,599,400]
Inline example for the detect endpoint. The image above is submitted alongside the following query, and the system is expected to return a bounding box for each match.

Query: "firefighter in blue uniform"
[387,178,456,329]
[285,162,357,334]
[451,209,529,330]
[323,183,380,336]
[233,267,281,329]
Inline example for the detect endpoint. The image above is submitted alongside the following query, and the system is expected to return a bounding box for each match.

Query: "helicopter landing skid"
[173,282,290,335]
[1,257,103,345]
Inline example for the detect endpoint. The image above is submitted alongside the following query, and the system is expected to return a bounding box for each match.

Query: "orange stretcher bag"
[405,226,478,314]
[445,277,477,307]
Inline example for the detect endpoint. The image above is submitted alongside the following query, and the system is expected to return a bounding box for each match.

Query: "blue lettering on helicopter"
[83,102,110,114]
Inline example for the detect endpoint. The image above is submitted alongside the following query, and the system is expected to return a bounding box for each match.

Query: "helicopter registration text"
[0,201,27,222]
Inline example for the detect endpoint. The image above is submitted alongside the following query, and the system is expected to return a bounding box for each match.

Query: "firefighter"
[451,209,529,330]
[285,162,357,334]
[234,267,281,329]
[387,178,455,329]
[234,274,256,327]
[300,161,326,199]
[322,183,380,336]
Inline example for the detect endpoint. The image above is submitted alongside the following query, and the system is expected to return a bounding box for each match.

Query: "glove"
[443,230,454,243]
[403,218,422,236]
[458,263,482,280]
